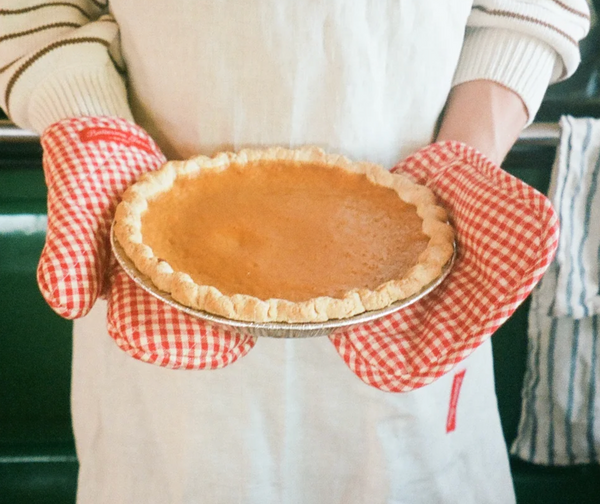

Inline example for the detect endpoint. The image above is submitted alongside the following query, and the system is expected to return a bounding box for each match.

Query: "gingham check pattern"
[39,116,256,369]
[329,142,560,392]
[107,266,257,369]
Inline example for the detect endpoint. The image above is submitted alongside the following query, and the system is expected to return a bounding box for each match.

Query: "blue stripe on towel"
[577,122,599,318]
[587,316,598,462]
[566,319,581,464]
[555,116,574,232]
[522,293,544,462]
[547,317,559,465]
[565,121,591,315]
[528,325,541,461]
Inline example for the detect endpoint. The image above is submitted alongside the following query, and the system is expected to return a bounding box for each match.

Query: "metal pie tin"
[111,226,455,338]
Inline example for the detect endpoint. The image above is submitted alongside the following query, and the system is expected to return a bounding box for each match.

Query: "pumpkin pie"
[113,146,454,323]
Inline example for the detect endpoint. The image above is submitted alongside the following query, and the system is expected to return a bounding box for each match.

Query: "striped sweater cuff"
[453,27,558,124]
[26,65,133,134]
[3,27,133,134]
[9,63,132,134]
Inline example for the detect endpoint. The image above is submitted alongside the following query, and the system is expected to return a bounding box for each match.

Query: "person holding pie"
[0,1,590,503]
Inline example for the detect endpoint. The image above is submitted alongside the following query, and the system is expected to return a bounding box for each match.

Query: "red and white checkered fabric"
[39,122,557,381]
[107,266,257,369]
[39,116,256,369]
[329,141,559,392]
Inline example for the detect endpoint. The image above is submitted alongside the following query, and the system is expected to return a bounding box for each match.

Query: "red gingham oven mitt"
[38,116,256,369]
[329,141,559,392]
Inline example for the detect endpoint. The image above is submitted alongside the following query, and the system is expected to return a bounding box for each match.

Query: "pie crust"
[113,146,454,323]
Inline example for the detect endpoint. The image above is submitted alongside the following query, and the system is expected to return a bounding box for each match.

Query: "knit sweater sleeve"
[0,1,133,134]
[454,0,591,123]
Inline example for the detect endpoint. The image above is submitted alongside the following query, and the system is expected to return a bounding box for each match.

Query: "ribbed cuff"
[29,67,133,134]
[453,28,558,124]
[7,48,133,134]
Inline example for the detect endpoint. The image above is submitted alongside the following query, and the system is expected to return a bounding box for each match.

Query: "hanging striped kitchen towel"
[551,117,600,318]
[511,116,600,465]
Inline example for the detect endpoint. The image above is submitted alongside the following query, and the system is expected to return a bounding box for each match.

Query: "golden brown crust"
[113,146,454,323]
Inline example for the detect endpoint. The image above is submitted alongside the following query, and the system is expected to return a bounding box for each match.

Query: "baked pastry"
[113,146,454,323]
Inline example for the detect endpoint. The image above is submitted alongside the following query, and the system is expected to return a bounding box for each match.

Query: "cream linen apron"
[72,1,516,502]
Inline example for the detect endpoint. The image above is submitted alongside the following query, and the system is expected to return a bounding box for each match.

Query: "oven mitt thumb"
[329,141,559,392]
[38,116,256,369]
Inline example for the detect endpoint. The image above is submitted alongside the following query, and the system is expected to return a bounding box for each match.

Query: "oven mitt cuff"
[329,141,559,392]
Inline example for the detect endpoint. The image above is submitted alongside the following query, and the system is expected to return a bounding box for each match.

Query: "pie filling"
[140,160,428,302]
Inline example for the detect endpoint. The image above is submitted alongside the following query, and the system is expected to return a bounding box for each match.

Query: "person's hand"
[38,117,255,368]
[329,141,559,392]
